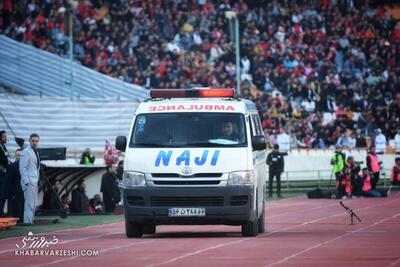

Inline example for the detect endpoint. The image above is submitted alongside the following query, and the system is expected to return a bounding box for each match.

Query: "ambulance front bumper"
[122,186,255,225]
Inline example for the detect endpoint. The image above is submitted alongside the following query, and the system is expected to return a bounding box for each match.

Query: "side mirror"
[115,136,127,152]
[252,135,266,151]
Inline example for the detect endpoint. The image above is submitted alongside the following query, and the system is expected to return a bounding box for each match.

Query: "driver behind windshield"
[220,120,240,141]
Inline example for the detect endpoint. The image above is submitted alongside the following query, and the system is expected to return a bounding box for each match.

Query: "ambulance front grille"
[126,196,145,206]
[230,195,248,206]
[151,196,224,206]
[153,181,220,185]
[152,173,222,178]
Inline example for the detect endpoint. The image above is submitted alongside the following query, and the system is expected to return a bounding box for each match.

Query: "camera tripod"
[340,201,361,225]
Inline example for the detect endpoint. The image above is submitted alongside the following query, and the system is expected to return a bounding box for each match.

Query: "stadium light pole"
[225,11,241,95]
[67,4,74,101]
[60,2,74,101]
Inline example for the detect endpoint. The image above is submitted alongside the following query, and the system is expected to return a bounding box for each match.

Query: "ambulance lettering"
[154,150,172,166]
[148,105,235,112]
[155,150,220,166]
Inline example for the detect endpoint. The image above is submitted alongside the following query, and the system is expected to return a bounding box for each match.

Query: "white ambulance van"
[116,88,267,237]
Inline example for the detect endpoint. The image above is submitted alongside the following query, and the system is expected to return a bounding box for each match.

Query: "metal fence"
[0,35,149,100]
[279,169,392,192]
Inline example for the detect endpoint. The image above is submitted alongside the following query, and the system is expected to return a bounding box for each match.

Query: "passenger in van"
[140,123,172,145]
[219,120,240,141]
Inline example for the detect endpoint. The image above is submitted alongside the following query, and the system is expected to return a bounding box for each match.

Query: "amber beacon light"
[150,88,235,98]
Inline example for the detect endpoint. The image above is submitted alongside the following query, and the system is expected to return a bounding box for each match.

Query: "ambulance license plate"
[168,208,206,217]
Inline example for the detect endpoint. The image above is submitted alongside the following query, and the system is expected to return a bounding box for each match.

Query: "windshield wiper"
[183,142,214,147]
[184,142,239,147]
[133,143,166,147]
[133,142,241,148]
[133,143,190,148]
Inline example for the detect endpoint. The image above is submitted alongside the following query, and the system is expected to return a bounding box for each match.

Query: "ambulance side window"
[250,114,262,136]
[249,116,254,137]
[255,116,263,136]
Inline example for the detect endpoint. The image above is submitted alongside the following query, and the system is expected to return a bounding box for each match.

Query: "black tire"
[143,224,156,235]
[125,220,143,238]
[242,200,259,237]
[258,203,265,233]
[242,217,259,236]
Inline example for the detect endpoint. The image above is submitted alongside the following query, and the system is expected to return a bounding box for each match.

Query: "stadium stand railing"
[0,35,149,100]
[0,93,139,150]
[280,168,392,192]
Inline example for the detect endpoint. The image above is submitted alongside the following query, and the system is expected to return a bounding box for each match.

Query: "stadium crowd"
[1,0,400,150]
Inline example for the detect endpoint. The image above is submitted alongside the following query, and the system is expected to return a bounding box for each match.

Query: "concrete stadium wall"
[283,149,395,181]
[42,149,396,200]
[7,148,396,206]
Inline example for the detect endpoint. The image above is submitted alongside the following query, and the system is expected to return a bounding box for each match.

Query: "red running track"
[0,193,399,267]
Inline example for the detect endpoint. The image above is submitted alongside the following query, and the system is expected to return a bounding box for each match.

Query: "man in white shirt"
[277,128,290,154]
[374,128,387,154]
[347,133,356,149]
[394,127,400,154]
[241,56,251,74]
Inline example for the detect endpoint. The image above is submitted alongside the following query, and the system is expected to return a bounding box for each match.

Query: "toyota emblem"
[181,167,192,176]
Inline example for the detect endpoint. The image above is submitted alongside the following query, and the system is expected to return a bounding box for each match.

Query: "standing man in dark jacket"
[70,179,89,213]
[101,164,118,213]
[266,144,284,198]
[41,178,62,211]
[7,149,24,221]
[0,130,11,216]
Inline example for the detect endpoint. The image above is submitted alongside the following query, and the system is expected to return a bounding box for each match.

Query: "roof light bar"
[150,88,235,98]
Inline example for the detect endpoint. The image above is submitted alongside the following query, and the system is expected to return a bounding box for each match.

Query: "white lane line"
[265,196,306,206]
[268,202,338,219]
[144,238,251,267]
[345,230,387,233]
[281,230,308,233]
[264,212,400,267]
[144,209,345,267]
[267,202,310,209]
[0,231,123,254]
[31,240,156,267]
[0,220,123,242]
[2,202,327,255]
[0,200,343,255]
[387,257,400,267]
[145,196,400,267]
[209,257,246,260]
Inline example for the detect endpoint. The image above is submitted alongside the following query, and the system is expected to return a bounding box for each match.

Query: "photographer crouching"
[346,157,363,197]
[337,157,361,199]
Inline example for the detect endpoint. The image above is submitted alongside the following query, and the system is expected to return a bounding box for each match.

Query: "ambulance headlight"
[228,171,254,186]
[123,172,146,187]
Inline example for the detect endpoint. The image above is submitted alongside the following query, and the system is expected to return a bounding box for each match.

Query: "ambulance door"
[249,113,267,216]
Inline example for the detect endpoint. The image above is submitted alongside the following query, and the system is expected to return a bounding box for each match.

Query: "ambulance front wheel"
[241,216,259,236]
[143,224,156,235]
[126,220,143,238]
[241,204,259,237]
[258,204,265,233]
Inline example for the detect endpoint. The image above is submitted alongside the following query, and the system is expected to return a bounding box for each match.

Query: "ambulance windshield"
[130,113,247,148]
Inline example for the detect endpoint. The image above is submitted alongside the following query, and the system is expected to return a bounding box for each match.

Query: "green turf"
[3,180,390,239]
[1,193,304,239]
[0,215,124,239]
[0,190,311,239]
[265,191,305,201]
